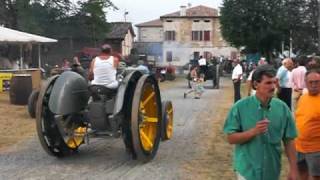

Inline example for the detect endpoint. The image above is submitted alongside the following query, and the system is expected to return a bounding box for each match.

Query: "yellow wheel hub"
[139,84,158,152]
[66,126,87,149]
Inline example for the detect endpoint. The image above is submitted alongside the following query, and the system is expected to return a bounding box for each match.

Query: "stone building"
[136,5,237,66]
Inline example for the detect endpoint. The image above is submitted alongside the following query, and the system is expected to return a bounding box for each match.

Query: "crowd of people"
[225,55,320,180]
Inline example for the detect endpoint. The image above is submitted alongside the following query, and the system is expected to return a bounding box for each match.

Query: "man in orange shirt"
[295,69,320,180]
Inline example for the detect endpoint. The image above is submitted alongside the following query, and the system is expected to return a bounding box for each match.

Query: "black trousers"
[277,87,292,110]
[199,65,207,75]
[233,80,241,103]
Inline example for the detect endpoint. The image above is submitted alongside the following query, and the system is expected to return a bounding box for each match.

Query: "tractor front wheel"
[161,101,173,141]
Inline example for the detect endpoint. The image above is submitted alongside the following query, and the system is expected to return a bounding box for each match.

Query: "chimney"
[180,5,186,16]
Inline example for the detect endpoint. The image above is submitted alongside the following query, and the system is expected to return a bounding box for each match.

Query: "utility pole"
[289,30,292,58]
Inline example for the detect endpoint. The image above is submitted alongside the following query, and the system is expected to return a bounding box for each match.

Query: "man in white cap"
[258,57,267,66]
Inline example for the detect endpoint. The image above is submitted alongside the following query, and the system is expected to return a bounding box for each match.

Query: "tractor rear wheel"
[161,101,173,141]
[36,76,87,157]
[131,75,162,162]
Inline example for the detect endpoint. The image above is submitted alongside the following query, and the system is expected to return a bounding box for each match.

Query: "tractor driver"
[88,44,120,89]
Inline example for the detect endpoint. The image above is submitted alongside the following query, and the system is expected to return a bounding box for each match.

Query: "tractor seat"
[88,85,117,101]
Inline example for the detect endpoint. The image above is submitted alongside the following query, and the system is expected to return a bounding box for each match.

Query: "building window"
[193,20,200,22]
[192,31,210,41]
[204,20,211,23]
[204,31,211,41]
[165,31,175,41]
[166,20,173,22]
[192,31,203,41]
[166,51,173,62]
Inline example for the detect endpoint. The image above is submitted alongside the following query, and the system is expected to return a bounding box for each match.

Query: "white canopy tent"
[0,26,58,68]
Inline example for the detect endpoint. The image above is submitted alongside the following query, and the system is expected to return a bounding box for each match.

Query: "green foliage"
[220,0,319,55]
[0,0,117,41]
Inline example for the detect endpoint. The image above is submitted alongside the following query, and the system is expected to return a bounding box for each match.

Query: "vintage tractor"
[35,69,173,162]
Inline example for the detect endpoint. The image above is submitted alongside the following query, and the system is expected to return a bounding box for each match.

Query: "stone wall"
[138,27,163,42]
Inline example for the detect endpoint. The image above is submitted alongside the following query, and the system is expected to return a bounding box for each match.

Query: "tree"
[220,0,320,57]
[0,0,117,40]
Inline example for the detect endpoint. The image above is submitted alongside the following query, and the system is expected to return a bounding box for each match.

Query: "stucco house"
[105,22,135,57]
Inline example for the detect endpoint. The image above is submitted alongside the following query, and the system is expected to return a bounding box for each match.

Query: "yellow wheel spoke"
[143,116,158,123]
[140,130,153,149]
[142,92,155,106]
[139,102,146,113]
[167,109,173,114]
[67,138,77,148]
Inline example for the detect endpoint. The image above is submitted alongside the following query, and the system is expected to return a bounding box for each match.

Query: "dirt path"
[0,92,35,150]
[0,77,289,179]
[180,80,234,179]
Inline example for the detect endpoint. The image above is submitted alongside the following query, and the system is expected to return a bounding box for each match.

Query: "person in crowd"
[291,56,307,110]
[224,64,298,180]
[246,63,257,96]
[137,60,150,74]
[295,69,320,180]
[61,58,70,71]
[306,56,320,70]
[88,44,119,89]
[71,56,86,78]
[276,58,294,110]
[198,55,207,75]
[184,65,204,99]
[232,58,243,103]
[258,57,267,66]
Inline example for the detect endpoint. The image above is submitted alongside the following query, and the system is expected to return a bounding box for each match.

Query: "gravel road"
[0,78,232,180]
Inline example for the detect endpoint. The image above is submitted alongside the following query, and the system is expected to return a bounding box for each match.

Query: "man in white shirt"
[276,58,293,110]
[232,58,243,103]
[198,56,207,75]
[88,44,119,89]
[258,57,267,65]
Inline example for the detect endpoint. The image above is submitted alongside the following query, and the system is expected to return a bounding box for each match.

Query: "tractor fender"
[113,70,142,115]
[49,71,89,115]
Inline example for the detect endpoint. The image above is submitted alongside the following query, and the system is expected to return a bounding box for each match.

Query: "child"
[184,66,204,99]
[194,73,205,99]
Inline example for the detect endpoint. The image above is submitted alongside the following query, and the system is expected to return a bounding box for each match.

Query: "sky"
[106,0,223,26]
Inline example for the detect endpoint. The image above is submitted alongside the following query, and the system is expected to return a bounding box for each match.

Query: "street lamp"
[124,11,129,22]
[85,12,97,47]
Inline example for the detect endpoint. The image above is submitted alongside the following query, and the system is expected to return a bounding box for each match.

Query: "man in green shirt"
[223,65,298,180]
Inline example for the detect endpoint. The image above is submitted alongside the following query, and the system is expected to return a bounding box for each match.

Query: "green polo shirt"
[223,95,297,180]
